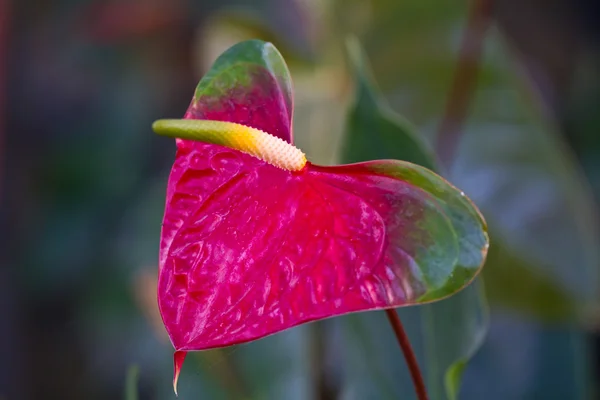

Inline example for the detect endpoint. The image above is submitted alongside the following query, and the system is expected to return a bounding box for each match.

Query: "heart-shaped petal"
[159,146,487,352]
[155,40,488,393]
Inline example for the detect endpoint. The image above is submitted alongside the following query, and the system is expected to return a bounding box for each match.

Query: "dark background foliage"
[2,0,600,399]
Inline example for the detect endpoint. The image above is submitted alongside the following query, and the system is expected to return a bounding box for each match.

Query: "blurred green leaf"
[338,282,487,400]
[462,315,593,399]
[338,37,488,400]
[450,32,600,320]
[341,38,437,171]
[335,0,467,128]
[125,364,139,400]
[337,0,600,324]
[483,236,578,322]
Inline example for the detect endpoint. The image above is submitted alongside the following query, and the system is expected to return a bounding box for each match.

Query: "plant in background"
[153,40,488,399]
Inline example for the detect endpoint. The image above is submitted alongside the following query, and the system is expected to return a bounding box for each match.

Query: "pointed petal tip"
[173,350,187,396]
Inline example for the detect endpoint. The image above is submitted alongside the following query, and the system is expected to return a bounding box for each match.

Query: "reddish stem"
[436,0,493,168]
[385,309,429,400]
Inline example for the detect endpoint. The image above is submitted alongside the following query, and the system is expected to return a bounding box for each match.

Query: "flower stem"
[435,0,493,168]
[311,322,340,400]
[384,309,429,400]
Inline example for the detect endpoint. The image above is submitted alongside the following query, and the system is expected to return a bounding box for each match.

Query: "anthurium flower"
[153,40,488,394]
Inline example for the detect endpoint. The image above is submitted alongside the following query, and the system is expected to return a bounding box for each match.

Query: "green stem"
[384,309,429,400]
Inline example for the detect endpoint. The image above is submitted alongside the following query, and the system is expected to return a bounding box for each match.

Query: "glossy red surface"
[159,142,457,351]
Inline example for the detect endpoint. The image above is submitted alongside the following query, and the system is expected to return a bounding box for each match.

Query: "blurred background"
[3,0,600,399]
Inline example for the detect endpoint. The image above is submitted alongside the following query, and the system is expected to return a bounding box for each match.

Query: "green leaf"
[482,236,578,322]
[341,38,437,171]
[420,282,488,400]
[450,31,600,320]
[462,316,593,399]
[332,2,598,399]
[125,364,140,400]
[337,0,600,324]
[338,37,488,400]
[337,283,487,400]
